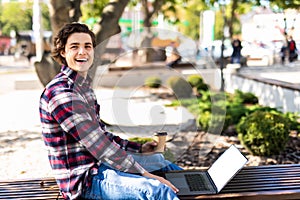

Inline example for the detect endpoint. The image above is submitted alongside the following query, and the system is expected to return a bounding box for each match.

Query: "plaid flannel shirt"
[39,65,145,199]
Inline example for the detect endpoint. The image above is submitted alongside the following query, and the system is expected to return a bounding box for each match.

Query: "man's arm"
[48,90,145,174]
[103,131,142,153]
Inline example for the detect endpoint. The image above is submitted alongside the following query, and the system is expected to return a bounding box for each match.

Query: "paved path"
[1,55,300,135]
[0,56,196,137]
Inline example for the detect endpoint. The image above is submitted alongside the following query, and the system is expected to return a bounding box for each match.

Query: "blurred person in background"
[288,36,298,63]
[165,41,181,68]
[231,38,242,64]
[280,42,287,65]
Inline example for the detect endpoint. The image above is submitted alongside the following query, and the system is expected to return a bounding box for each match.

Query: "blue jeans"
[81,154,182,200]
[131,153,182,172]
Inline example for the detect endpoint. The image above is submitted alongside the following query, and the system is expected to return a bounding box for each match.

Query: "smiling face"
[60,32,94,78]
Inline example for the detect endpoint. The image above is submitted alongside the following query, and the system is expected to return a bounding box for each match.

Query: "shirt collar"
[61,65,92,86]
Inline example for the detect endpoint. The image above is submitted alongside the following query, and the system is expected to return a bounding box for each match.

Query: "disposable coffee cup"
[153,131,167,153]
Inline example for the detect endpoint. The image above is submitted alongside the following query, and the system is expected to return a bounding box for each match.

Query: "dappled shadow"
[0,129,42,154]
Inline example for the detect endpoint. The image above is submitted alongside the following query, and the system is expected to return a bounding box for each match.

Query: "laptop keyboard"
[184,174,209,191]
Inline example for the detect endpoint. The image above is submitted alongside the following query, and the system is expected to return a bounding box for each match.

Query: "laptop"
[164,145,248,196]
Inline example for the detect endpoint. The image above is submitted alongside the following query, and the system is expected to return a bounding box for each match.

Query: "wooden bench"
[179,164,300,200]
[0,164,299,199]
[0,177,63,200]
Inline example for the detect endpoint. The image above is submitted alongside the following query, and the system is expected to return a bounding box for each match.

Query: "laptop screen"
[207,145,248,192]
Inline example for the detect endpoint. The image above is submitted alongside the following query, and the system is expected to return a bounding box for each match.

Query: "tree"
[35,0,75,86]
[269,0,300,9]
[0,2,32,35]
[35,0,188,84]
[177,1,209,40]
[0,1,50,36]
[34,0,300,86]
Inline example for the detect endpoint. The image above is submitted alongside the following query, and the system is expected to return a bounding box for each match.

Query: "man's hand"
[141,141,157,153]
[142,171,179,193]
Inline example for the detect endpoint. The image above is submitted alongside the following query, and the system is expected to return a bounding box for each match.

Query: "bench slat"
[0,164,300,199]
[179,164,300,199]
[0,178,62,200]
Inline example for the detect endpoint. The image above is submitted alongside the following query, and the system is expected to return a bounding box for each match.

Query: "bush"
[167,76,192,98]
[187,74,203,87]
[196,91,227,133]
[224,102,248,131]
[144,76,162,88]
[232,90,258,104]
[236,110,291,156]
[244,105,300,132]
[187,74,209,93]
[283,112,300,131]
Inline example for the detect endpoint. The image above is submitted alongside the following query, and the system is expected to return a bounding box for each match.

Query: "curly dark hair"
[52,23,96,66]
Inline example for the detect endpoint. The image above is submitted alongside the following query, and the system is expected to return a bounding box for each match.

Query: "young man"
[39,23,181,200]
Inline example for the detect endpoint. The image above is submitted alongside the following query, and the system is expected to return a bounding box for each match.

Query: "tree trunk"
[34,52,59,86]
[89,0,130,84]
[229,0,239,38]
[34,0,82,86]
[139,0,165,62]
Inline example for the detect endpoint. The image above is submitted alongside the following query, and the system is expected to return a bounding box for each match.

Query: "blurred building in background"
[241,7,300,43]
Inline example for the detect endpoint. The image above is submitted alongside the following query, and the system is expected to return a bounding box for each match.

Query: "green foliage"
[197,110,211,131]
[0,2,32,35]
[232,90,258,104]
[245,104,279,114]
[224,102,248,130]
[195,92,246,133]
[176,0,209,40]
[128,136,175,161]
[170,90,257,134]
[0,2,50,35]
[241,105,300,132]
[169,87,300,158]
[191,90,226,133]
[187,74,209,93]
[40,3,51,31]
[196,83,209,93]
[282,112,300,131]
[80,0,108,26]
[269,0,300,9]
[187,74,204,88]
[214,10,225,40]
[167,76,192,98]
[190,90,259,133]
[128,137,153,144]
[144,76,162,88]
[237,111,291,156]
[168,98,201,116]
[164,100,181,107]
